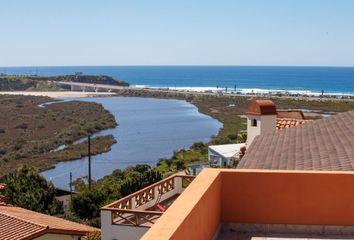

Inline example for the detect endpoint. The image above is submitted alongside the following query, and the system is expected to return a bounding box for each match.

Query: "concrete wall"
[208,148,228,167]
[141,169,222,240]
[55,194,72,212]
[141,169,354,240]
[101,177,186,240]
[221,170,354,226]
[246,114,276,145]
[101,209,149,240]
[35,233,80,240]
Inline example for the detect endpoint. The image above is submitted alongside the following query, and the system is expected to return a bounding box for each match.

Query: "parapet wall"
[141,169,354,240]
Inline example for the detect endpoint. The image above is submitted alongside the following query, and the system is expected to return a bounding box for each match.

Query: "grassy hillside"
[0,75,129,91]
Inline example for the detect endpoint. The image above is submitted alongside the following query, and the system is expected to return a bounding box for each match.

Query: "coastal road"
[53,81,353,101]
[54,81,129,92]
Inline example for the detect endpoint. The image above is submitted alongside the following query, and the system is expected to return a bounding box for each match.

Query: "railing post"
[131,196,136,210]
[135,213,139,226]
[175,176,183,193]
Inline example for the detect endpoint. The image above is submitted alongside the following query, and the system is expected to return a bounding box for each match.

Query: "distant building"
[140,109,354,240]
[208,143,244,167]
[238,109,354,170]
[100,107,354,240]
[208,99,309,168]
[55,188,77,212]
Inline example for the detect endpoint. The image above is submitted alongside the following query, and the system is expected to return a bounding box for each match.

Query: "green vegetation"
[114,88,354,174]
[0,74,129,91]
[2,164,162,228]
[3,166,62,214]
[69,164,162,227]
[0,95,117,176]
[2,87,354,229]
[85,232,101,240]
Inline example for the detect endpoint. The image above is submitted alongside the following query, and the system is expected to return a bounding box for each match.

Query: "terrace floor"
[147,194,180,212]
[217,230,354,240]
[112,194,181,227]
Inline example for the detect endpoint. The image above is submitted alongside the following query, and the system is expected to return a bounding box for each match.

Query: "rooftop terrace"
[100,174,195,240]
[141,169,354,240]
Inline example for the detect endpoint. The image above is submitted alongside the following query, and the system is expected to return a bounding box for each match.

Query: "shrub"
[16,123,28,130]
[3,166,62,214]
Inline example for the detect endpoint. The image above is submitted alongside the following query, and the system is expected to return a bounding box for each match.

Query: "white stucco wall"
[246,115,261,145]
[208,149,228,167]
[246,114,276,145]
[35,233,80,240]
[101,210,149,240]
[101,178,186,240]
[259,115,276,134]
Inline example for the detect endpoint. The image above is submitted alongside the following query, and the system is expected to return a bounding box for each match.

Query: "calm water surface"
[41,97,221,189]
[2,66,354,95]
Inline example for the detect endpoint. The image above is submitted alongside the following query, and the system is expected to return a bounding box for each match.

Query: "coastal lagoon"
[41,97,222,189]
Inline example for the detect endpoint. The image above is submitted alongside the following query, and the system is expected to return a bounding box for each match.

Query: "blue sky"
[1,0,354,67]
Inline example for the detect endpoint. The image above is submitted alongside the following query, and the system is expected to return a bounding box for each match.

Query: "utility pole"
[88,135,92,190]
[69,172,73,201]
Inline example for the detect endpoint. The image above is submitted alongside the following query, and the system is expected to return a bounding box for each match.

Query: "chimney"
[246,99,277,145]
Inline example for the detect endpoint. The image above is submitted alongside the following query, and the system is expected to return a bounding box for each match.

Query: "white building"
[208,143,245,167]
[246,99,277,145]
[208,99,307,167]
[100,174,195,240]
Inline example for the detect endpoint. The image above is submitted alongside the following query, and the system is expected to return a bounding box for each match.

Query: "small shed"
[208,143,245,167]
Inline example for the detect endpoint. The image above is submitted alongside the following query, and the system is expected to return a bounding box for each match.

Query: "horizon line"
[1,64,354,68]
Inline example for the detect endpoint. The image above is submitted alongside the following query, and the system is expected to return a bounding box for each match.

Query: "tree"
[71,188,107,220]
[3,165,62,214]
[120,170,162,196]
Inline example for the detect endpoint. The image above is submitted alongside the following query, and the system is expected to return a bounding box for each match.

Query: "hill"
[0,74,129,91]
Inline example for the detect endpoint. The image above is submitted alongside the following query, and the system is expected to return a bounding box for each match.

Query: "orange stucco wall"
[142,169,354,240]
[141,169,222,240]
[221,170,354,226]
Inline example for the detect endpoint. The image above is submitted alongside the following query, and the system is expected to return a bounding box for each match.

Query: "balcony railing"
[101,174,195,227]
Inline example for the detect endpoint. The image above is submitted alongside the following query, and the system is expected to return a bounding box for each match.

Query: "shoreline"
[3,88,354,180]
[1,86,354,101]
[133,85,354,98]
[0,91,116,98]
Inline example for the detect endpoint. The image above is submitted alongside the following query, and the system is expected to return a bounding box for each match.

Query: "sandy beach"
[0,91,117,98]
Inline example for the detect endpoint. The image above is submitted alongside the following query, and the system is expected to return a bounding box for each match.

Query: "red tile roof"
[276,118,308,130]
[246,100,277,115]
[238,110,354,171]
[0,205,98,239]
[277,110,305,120]
[0,210,47,240]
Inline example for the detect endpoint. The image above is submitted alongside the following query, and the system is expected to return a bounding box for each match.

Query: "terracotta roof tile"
[276,118,308,130]
[0,210,47,240]
[0,205,98,239]
[277,110,305,120]
[247,100,277,115]
[238,110,354,171]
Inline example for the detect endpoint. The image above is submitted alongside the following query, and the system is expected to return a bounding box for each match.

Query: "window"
[251,119,257,127]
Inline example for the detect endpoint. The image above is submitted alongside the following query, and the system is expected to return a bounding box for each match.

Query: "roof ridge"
[276,117,310,121]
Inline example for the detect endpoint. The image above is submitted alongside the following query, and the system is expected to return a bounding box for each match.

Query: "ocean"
[1,66,354,95]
